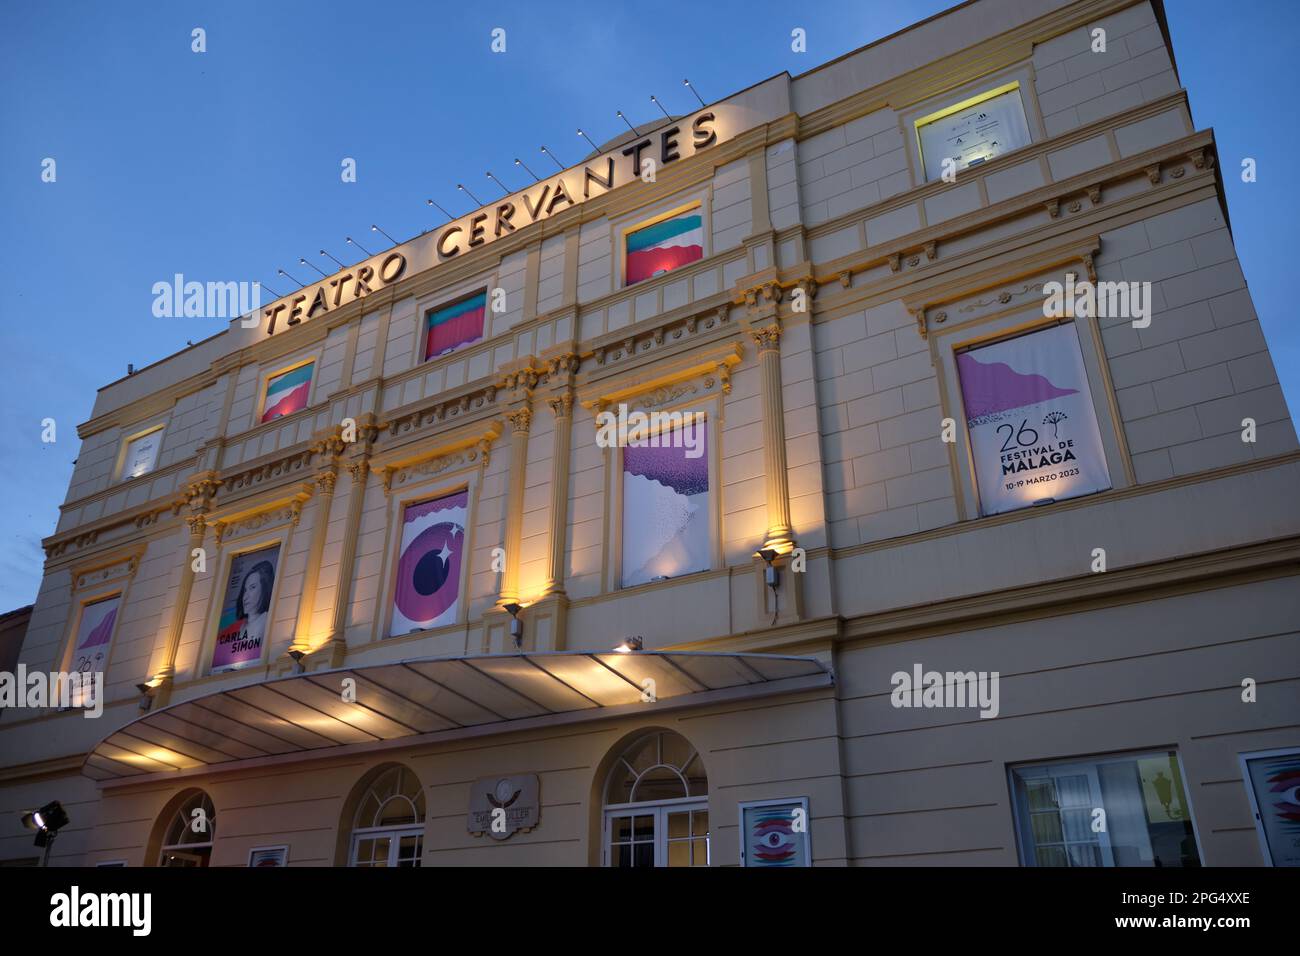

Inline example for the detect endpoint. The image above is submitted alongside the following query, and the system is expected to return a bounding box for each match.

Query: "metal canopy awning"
[83,651,833,785]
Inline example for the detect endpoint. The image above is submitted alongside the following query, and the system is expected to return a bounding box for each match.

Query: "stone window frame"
[898,62,1048,187]
[928,263,1134,521]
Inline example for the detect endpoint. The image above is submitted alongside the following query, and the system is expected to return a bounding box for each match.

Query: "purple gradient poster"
[621,420,709,587]
[958,323,1109,515]
[390,489,468,636]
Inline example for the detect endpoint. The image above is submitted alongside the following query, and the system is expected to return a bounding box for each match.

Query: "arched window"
[602,730,708,867]
[158,791,216,867]
[348,765,425,867]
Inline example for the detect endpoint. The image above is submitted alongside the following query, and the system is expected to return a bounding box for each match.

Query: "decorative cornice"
[581,341,743,413]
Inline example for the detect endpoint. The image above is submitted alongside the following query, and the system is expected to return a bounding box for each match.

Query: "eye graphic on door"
[751,812,797,863]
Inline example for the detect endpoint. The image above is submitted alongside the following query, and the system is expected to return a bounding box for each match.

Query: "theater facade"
[3,0,1298,868]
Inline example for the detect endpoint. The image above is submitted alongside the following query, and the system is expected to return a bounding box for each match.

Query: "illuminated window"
[603,731,709,867]
[119,427,163,480]
[260,362,314,423]
[956,322,1110,516]
[424,290,487,360]
[916,83,1031,181]
[620,415,710,587]
[348,766,425,867]
[158,791,216,867]
[625,206,704,286]
[1011,752,1201,867]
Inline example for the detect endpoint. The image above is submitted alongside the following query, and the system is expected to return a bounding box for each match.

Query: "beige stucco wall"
[3,0,1298,867]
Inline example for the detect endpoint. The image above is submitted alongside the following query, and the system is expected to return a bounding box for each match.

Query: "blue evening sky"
[0,0,1295,609]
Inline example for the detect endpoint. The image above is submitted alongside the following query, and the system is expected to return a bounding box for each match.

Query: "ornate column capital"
[748,322,782,352]
[182,471,223,514]
[316,468,338,496]
[507,404,533,434]
[547,390,575,420]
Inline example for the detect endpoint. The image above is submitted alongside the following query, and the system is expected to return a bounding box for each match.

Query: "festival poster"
[958,323,1110,516]
[425,291,486,359]
[918,86,1030,180]
[621,420,709,588]
[261,363,314,423]
[390,489,468,636]
[1243,751,1300,866]
[740,800,810,867]
[70,594,121,707]
[212,544,280,673]
[625,209,703,285]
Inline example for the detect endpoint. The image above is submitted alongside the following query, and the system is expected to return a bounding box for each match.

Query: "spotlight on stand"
[22,800,70,864]
[288,649,306,674]
[613,636,644,654]
[503,603,523,649]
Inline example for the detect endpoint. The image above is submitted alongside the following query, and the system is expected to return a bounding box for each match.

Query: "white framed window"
[602,730,709,867]
[899,65,1046,186]
[916,82,1031,181]
[158,791,215,867]
[1009,751,1202,867]
[118,425,164,481]
[348,766,425,868]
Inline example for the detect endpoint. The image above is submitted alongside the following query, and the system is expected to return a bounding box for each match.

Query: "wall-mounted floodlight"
[503,603,523,648]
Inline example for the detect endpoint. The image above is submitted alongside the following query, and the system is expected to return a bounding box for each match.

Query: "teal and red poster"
[741,800,810,867]
[626,210,703,285]
[425,292,486,359]
[261,363,313,423]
